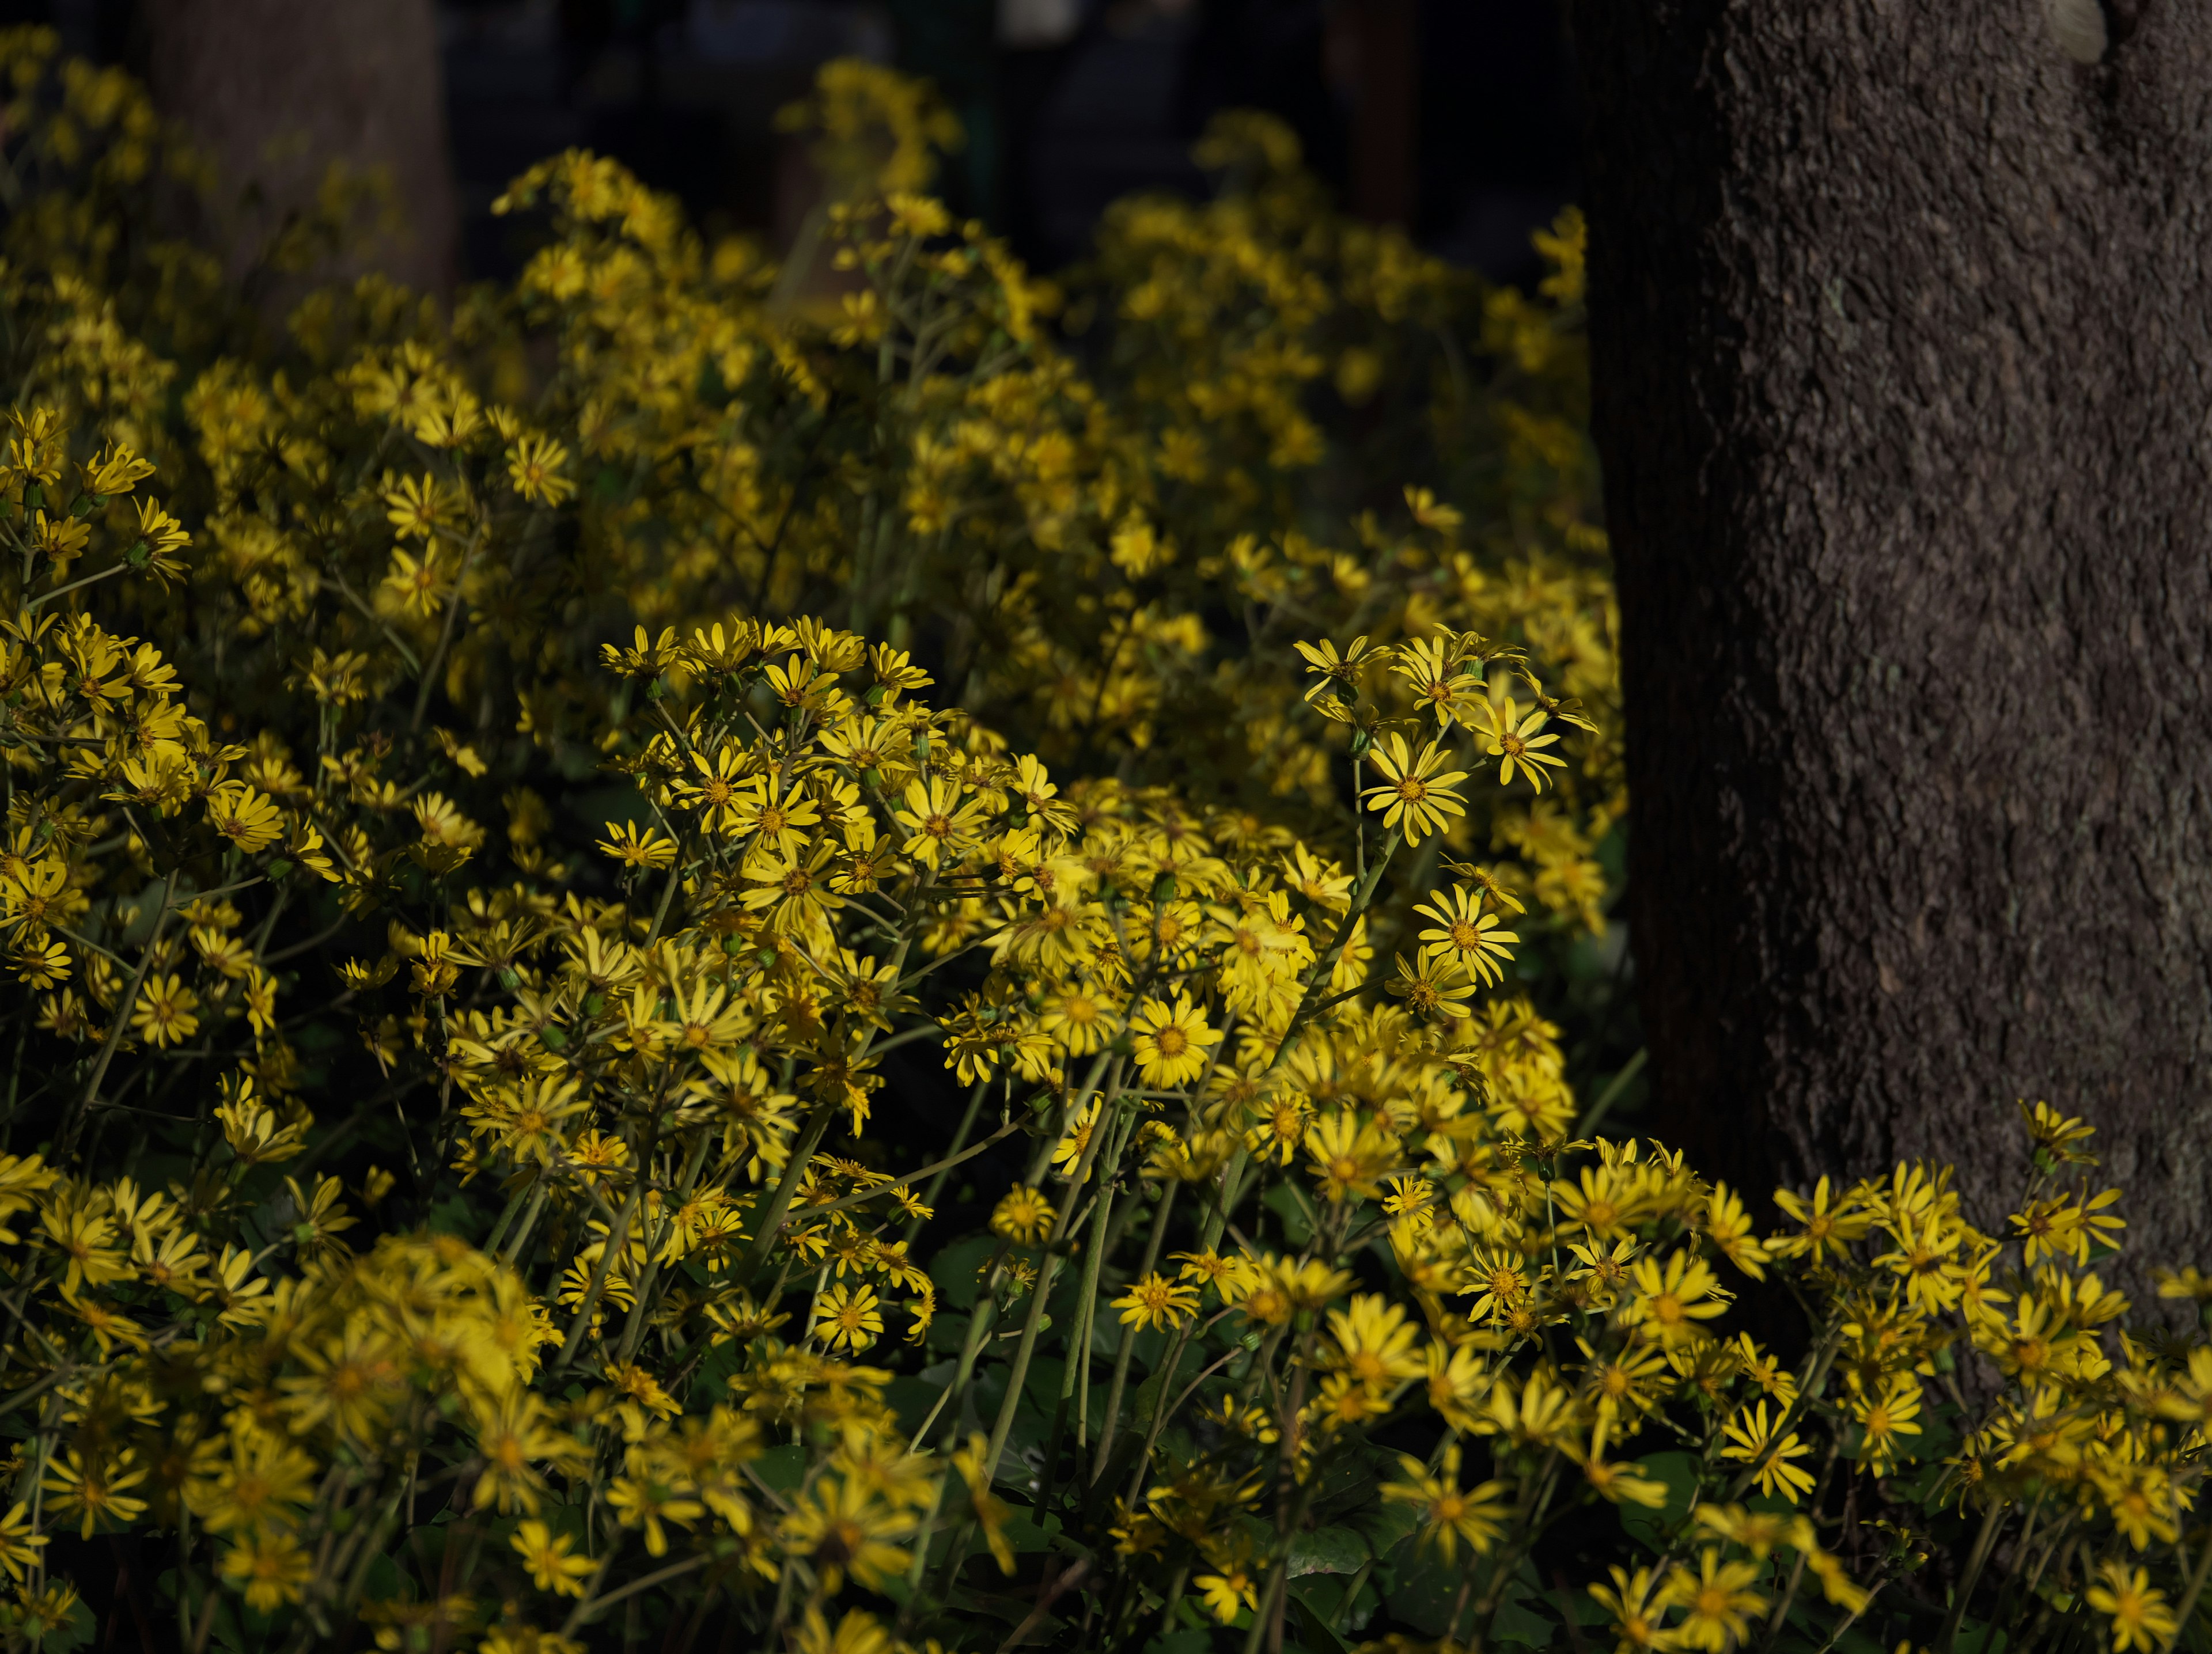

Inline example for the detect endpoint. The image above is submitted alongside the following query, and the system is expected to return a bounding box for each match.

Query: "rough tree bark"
[1567,0,2212,1261]
[141,0,457,295]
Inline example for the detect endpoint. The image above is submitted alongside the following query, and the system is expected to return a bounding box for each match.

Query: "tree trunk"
[141,0,457,295]
[1568,0,2212,1265]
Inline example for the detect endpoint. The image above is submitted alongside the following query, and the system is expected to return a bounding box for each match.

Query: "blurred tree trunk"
[1568,0,2212,1262]
[141,0,456,295]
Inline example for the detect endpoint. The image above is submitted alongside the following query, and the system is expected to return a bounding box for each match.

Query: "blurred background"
[2,0,1577,289]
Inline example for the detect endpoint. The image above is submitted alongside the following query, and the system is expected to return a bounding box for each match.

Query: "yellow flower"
[791,1607,895,1654]
[1411,884,1518,985]
[279,1318,402,1444]
[950,1432,1016,1575]
[893,775,987,868]
[1381,1445,1506,1562]
[1128,993,1217,1088]
[813,1283,884,1352]
[41,1447,149,1539]
[1194,1561,1260,1623]
[39,1200,131,1299]
[131,972,200,1047]
[385,471,460,540]
[190,1431,318,1535]
[1623,1250,1729,1348]
[0,1503,47,1583]
[12,937,69,988]
[1587,1565,1670,1654]
[1847,1371,1922,1477]
[218,1529,312,1613]
[1304,1110,1399,1203]
[1359,733,1469,843]
[605,1474,704,1557]
[990,1185,1053,1245]
[779,1477,911,1592]
[1384,950,1477,1022]
[1111,1272,1198,1332]
[2086,1562,2178,1652]
[1048,1098,1101,1180]
[380,547,452,617]
[1475,695,1566,790]
[1719,1401,1815,1503]
[1578,1447,1669,1509]
[596,819,677,870]
[1293,634,1380,705]
[1661,1549,1765,1652]
[1326,1295,1426,1389]
[506,434,577,504]
[474,1390,579,1515]
[511,1520,595,1597]
[1768,1175,1871,1262]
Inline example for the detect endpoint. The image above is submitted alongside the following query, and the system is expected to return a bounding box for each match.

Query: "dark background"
[7,0,1577,287]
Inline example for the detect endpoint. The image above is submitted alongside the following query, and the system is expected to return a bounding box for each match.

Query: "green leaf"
[931,1234,998,1310]
[1290,1591,1354,1654]
[1621,1450,1699,1550]
[1353,1494,1419,1558]
[1289,1524,1368,1576]
[1380,1537,1461,1635]
[1490,1577,1558,1650]
[1139,1633,1211,1654]
[751,1443,806,1495]
[1264,1181,1315,1247]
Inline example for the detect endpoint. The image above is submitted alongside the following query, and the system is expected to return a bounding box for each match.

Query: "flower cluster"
[0,25,2195,1654]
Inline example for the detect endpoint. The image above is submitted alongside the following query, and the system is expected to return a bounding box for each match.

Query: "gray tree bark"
[142,0,457,295]
[1568,0,2212,1265]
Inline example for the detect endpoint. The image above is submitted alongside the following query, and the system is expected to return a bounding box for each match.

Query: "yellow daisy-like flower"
[813,1283,884,1352]
[1050,1099,1101,1179]
[1411,885,1519,985]
[1588,1566,1670,1654]
[1111,1271,1198,1332]
[1719,1400,1816,1503]
[379,546,451,617]
[510,1519,594,1598]
[1128,993,1217,1087]
[41,1447,149,1539]
[0,1502,47,1583]
[506,434,577,505]
[1381,1445,1508,1562]
[206,782,285,853]
[1385,951,1476,1022]
[990,1185,1054,1245]
[219,1529,313,1614]
[1194,1562,1260,1625]
[1358,733,1469,843]
[1848,1371,1922,1477]
[596,820,677,871]
[131,973,200,1048]
[1475,695,1566,790]
[1661,1549,1766,1652]
[12,938,69,989]
[2087,1562,2179,1652]
[1304,1110,1399,1203]
[1293,633,1381,705]
[1623,1250,1730,1348]
[893,775,987,869]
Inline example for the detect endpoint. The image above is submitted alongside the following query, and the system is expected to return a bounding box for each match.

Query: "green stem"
[1936,1497,2005,1653]
[979,1085,1122,1475]
[61,870,177,1157]
[728,1098,838,1289]
[908,1080,987,1242]
[2161,1518,2212,1652]
[1090,1182,1177,1482]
